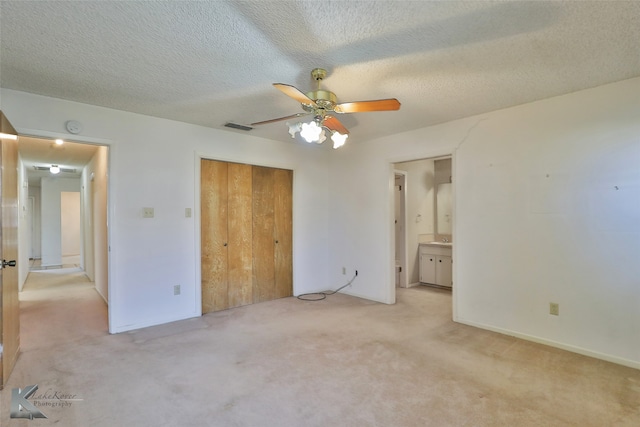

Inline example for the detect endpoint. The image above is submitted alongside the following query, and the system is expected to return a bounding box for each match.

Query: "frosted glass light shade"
[300,121,322,143]
[331,131,348,149]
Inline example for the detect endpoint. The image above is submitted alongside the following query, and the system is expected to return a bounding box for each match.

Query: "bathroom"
[394,156,452,288]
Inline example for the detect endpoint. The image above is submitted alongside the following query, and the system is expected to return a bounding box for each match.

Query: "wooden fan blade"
[250,112,310,126]
[323,116,350,135]
[273,83,317,107]
[334,98,401,114]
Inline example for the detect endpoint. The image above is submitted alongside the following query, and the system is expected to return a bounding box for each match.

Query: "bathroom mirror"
[435,183,452,235]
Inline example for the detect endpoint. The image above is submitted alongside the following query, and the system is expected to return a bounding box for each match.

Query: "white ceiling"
[2,1,640,146]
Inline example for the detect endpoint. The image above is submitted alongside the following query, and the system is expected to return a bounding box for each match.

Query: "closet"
[200,159,292,314]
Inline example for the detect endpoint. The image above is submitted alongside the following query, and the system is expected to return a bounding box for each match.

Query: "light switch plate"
[143,207,154,218]
[185,208,192,218]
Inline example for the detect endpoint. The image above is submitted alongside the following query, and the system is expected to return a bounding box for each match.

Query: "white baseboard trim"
[94,286,108,305]
[110,311,200,334]
[339,289,391,304]
[456,318,640,370]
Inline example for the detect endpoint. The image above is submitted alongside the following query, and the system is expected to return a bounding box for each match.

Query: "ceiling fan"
[251,68,401,148]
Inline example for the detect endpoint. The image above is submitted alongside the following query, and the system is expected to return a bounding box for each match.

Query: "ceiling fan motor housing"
[304,90,337,112]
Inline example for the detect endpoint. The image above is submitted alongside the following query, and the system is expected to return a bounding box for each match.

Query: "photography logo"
[11,384,83,420]
[11,385,47,419]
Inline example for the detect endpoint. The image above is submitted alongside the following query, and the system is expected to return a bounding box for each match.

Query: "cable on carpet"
[297,271,358,301]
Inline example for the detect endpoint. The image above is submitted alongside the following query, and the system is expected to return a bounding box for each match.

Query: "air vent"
[224,122,253,131]
[33,166,77,173]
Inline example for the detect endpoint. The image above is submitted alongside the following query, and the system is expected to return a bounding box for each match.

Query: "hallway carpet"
[1,271,639,426]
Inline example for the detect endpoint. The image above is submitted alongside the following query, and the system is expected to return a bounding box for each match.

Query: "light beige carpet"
[1,270,639,426]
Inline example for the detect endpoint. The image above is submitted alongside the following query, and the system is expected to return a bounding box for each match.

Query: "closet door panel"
[227,162,253,308]
[201,159,229,314]
[273,168,293,299]
[252,166,276,303]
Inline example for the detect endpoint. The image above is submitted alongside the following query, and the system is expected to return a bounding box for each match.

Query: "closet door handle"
[223,243,227,247]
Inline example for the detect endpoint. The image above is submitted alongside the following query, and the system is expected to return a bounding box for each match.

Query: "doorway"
[19,136,110,319]
[61,191,81,265]
[392,155,453,294]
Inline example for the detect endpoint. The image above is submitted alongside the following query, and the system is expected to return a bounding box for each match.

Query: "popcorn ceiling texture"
[1,1,639,143]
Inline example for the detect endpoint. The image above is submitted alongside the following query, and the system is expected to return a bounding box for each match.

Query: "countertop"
[419,241,452,248]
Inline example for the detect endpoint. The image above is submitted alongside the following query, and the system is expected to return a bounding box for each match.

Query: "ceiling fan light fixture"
[331,131,348,149]
[287,122,301,138]
[55,139,64,145]
[317,130,327,144]
[50,165,60,174]
[300,120,322,143]
[254,68,399,147]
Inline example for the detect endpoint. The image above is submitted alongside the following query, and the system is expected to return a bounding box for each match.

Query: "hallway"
[19,266,108,351]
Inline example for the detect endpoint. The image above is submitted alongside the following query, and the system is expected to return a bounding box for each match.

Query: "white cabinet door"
[435,255,452,287]
[419,251,436,284]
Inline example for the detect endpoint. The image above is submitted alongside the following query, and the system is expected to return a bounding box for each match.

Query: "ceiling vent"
[224,122,253,131]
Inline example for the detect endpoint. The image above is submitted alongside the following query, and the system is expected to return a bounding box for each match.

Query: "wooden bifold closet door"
[201,159,292,314]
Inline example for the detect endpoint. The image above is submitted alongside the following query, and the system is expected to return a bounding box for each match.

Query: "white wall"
[329,77,640,369]
[1,89,331,333]
[40,177,81,267]
[28,185,41,259]
[17,156,30,290]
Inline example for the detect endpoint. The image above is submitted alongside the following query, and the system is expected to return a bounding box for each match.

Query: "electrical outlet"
[549,302,559,316]
[143,207,154,218]
[185,208,192,218]
[174,285,181,296]
[342,267,346,275]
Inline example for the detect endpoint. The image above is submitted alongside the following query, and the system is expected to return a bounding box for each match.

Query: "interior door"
[226,162,253,308]
[252,166,276,303]
[201,159,229,314]
[0,111,20,388]
[273,168,292,299]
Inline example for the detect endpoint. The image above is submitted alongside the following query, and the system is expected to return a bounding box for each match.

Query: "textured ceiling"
[2,1,640,146]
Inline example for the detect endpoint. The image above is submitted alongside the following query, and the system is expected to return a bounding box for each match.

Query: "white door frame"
[389,153,456,319]
[394,170,408,288]
[14,128,115,331]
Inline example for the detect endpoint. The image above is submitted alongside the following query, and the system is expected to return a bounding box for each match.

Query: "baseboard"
[110,311,201,334]
[94,286,108,305]
[456,318,640,370]
[338,289,391,305]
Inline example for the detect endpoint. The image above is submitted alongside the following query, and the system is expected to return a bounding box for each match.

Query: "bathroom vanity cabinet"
[419,243,452,288]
